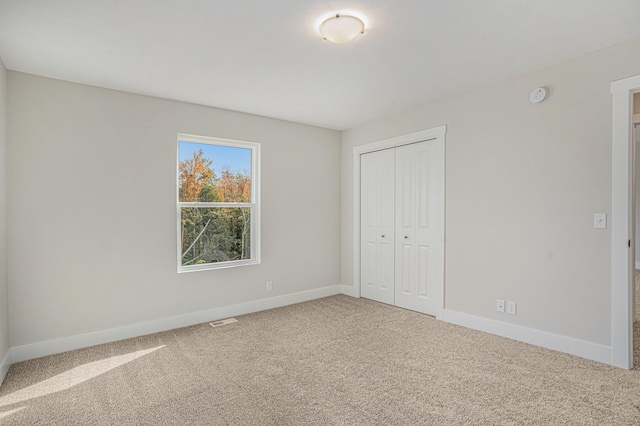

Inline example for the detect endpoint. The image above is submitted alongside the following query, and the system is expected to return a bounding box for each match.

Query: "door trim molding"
[611,75,640,369]
[352,125,446,319]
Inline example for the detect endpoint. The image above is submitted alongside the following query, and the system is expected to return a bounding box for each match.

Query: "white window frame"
[177,133,261,272]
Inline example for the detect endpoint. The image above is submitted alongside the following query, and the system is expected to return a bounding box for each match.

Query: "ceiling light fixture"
[319,13,365,44]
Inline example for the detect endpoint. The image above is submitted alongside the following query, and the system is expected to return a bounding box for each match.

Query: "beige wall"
[0,59,8,363]
[8,72,341,347]
[342,36,640,346]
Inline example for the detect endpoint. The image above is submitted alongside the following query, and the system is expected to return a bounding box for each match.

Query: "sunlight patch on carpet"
[0,406,26,418]
[0,345,165,407]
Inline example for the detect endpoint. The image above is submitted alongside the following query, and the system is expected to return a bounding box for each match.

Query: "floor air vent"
[209,318,237,328]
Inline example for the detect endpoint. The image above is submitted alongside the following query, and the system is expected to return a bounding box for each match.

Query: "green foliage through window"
[177,137,257,270]
[181,207,251,265]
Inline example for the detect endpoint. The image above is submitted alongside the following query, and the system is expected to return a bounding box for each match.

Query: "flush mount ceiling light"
[319,13,365,44]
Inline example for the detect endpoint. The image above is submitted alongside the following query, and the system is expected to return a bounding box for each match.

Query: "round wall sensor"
[529,87,548,104]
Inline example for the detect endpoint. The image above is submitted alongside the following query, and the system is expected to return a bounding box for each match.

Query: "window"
[177,134,260,272]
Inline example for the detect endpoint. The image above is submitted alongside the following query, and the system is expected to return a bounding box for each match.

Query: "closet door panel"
[418,245,429,299]
[415,143,433,310]
[360,153,377,301]
[362,242,375,295]
[417,149,430,231]
[399,151,415,233]
[360,149,395,305]
[395,145,417,311]
[376,149,395,304]
[400,244,412,295]
[377,242,392,293]
[395,140,436,314]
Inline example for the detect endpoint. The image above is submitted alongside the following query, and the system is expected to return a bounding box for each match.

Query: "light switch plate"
[594,213,607,229]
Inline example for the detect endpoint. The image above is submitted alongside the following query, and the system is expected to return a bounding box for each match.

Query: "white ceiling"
[1,0,639,130]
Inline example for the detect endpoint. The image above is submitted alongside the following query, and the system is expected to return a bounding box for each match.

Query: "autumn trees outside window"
[177,134,260,272]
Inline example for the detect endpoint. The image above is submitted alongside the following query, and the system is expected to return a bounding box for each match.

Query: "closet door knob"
[381,235,385,238]
[404,236,409,239]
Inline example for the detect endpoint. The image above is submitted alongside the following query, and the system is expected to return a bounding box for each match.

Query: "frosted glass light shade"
[320,14,365,44]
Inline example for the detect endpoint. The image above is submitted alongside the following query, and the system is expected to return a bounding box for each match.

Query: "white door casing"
[611,74,640,369]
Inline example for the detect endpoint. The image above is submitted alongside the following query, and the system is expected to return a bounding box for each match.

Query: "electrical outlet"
[497,299,505,313]
[266,281,273,291]
[507,301,517,315]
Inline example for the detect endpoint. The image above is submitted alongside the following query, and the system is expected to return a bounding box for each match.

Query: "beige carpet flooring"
[1,295,640,425]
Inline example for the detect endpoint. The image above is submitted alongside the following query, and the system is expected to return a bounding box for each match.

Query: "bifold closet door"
[395,141,441,315]
[360,148,395,305]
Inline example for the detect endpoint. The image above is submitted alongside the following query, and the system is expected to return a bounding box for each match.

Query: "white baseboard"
[340,284,360,298]
[0,348,11,385]
[11,285,342,363]
[635,261,640,270]
[442,310,612,366]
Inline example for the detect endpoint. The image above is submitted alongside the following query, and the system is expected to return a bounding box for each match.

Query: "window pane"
[178,142,251,202]
[180,207,251,266]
